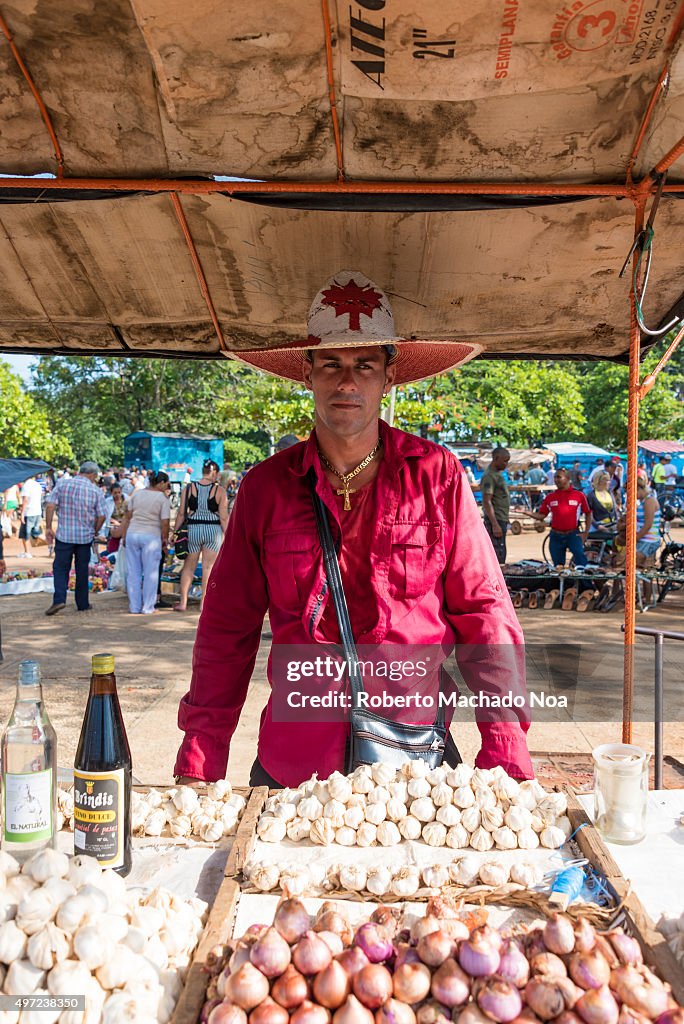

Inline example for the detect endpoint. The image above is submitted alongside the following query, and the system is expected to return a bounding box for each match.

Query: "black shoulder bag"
[308,470,460,773]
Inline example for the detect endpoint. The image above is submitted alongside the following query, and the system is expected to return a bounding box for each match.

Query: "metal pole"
[654,632,664,790]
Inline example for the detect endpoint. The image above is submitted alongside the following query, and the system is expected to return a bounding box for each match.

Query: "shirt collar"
[290,419,429,478]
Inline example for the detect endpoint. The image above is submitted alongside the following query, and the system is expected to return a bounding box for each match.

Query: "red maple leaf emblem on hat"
[320,279,384,331]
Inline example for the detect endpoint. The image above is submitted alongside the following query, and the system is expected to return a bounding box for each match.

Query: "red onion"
[654,1013,684,1024]
[319,932,346,957]
[426,896,460,920]
[392,963,432,1005]
[510,1012,541,1024]
[617,1009,651,1024]
[525,931,547,960]
[477,977,523,1023]
[573,920,596,954]
[209,1005,248,1024]
[430,960,471,1008]
[411,916,442,942]
[575,986,619,1024]
[249,999,290,1024]
[593,937,619,970]
[353,965,394,1010]
[568,951,611,990]
[314,961,352,1009]
[440,920,470,942]
[497,941,530,988]
[473,926,504,952]
[203,1000,223,1023]
[291,1001,332,1024]
[371,907,401,938]
[417,930,454,967]
[555,1015,583,1024]
[354,924,394,964]
[459,932,501,978]
[275,898,311,945]
[543,915,576,956]
[228,964,271,1011]
[316,911,353,946]
[271,965,310,1009]
[605,931,643,967]
[456,1005,494,1024]
[294,931,334,975]
[376,998,417,1024]
[231,943,256,972]
[337,948,371,977]
[610,966,670,1019]
[530,954,567,978]
[333,995,376,1024]
[523,979,567,1021]
[246,925,269,938]
[250,927,292,978]
[416,1001,451,1024]
[556,978,582,1011]
[394,944,422,970]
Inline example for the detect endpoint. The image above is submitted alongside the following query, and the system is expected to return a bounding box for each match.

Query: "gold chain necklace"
[318,440,382,511]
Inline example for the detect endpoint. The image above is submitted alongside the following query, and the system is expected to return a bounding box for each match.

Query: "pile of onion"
[201,898,683,1024]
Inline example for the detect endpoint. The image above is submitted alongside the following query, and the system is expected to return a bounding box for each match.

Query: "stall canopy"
[0,459,51,492]
[0,1,682,363]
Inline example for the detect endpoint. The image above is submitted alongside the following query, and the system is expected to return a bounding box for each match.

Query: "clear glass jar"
[592,743,649,844]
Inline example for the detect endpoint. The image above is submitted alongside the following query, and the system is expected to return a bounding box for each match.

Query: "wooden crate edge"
[225,786,269,877]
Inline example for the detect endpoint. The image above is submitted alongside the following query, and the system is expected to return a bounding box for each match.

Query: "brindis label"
[73,769,124,868]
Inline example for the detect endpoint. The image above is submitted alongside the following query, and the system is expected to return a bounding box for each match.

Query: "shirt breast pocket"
[388,522,444,599]
[263,531,318,610]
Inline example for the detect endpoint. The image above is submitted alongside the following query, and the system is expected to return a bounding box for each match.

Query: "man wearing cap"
[174,271,534,787]
[44,461,107,616]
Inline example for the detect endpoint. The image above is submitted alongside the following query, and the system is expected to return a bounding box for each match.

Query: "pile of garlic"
[657,912,684,967]
[256,763,570,851]
[132,782,246,843]
[0,847,208,1024]
[247,854,545,898]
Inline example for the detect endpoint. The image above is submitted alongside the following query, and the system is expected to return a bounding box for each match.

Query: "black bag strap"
[307,469,365,705]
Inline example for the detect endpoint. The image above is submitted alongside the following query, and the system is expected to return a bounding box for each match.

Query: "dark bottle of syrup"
[74,654,132,875]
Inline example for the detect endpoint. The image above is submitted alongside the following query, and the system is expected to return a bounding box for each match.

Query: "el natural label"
[3,768,53,842]
[73,769,124,868]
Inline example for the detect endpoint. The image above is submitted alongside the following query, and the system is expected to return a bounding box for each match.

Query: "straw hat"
[232,271,481,385]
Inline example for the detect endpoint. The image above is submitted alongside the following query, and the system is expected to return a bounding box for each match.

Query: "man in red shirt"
[174,271,534,787]
[531,468,592,566]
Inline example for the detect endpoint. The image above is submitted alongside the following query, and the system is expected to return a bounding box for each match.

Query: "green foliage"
[216,366,314,442]
[223,435,269,471]
[0,360,72,462]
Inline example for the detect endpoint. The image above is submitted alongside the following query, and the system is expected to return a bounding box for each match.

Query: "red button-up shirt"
[174,421,534,786]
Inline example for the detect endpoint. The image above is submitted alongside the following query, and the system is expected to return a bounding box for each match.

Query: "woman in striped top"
[173,460,229,611]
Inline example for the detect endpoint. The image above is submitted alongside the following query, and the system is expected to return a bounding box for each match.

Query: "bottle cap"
[92,654,115,674]
[19,660,40,684]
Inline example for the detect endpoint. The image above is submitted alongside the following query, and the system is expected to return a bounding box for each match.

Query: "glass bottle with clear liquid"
[1,660,57,859]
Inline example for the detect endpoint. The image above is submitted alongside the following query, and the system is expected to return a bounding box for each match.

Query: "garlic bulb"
[366,867,392,896]
[492,826,517,850]
[351,772,373,795]
[16,889,58,935]
[472,767,495,786]
[481,806,504,831]
[67,856,102,889]
[364,802,387,826]
[436,804,461,827]
[0,851,20,877]
[407,777,431,799]
[274,803,297,823]
[460,807,481,833]
[389,781,408,802]
[172,787,199,814]
[130,905,165,938]
[96,945,141,991]
[328,774,353,803]
[5,958,45,995]
[367,786,391,805]
[410,797,436,823]
[0,920,27,961]
[556,815,572,838]
[530,813,545,833]
[386,799,407,822]
[517,827,540,850]
[450,855,480,885]
[7,875,39,903]
[207,779,232,801]
[339,865,367,891]
[446,824,469,849]
[398,815,421,841]
[343,805,365,830]
[257,816,286,843]
[168,814,192,839]
[73,923,113,969]
[510,862,544,887]
[371,762,396,786]
[479,861,510,887]
[23,850,69,884]
[346,793,366,809]
[422,864,450,888]
[408,758,430,779]
[377,821,401,846]
[144,809,166,836]
[279,868,310,897]
[40,878,76,906]
[314,780,331,803]
[540,825,565,849]
[145,789,164,809]
[473,786,496,809]
[200,820,224,843]
[446,764,473,787]
[323,799,346,828]
[452,786,475,809]
[310,818,336,845]
[55,893,94,933]
[469,826,494,852]
[298,796,324,820]
[27,923,70,970]
[335,826,357,847]
[513,786,538,812]
[538,790,567,818]
[286,818,311,843]
[422,822,447,847]
[492,774,520,803]
[391,867,420,897]
[355,822,377,847]
[431,782,453,807]
[504,805,532,832]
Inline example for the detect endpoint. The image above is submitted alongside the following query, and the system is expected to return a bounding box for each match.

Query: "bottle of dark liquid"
[74,654,132,875]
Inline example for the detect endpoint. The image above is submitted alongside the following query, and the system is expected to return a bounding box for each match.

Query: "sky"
[1,353,36,384]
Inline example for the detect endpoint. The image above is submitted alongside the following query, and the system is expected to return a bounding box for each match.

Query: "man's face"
[555,470,570,489]
[303,346,396,438]
[492,453,510,472]
[112,488,122,501]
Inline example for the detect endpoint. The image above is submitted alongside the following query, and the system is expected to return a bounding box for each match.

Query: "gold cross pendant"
[335,484,356,511]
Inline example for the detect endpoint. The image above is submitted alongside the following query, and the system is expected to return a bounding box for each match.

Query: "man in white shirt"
[588,458,606,484]
[18,476,43,557]
[663,455,678,488]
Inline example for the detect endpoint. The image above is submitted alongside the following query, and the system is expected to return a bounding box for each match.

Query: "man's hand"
[46,528,55,544]
[0,560,6,576]
[492,523,503,538]
[582,531,589,542]
[174,776,204,788]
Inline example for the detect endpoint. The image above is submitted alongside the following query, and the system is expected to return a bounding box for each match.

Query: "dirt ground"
[0,526,682,787]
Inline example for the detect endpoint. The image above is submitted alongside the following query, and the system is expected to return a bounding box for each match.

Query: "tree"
[215,366,314,445]
[0,360,72,462]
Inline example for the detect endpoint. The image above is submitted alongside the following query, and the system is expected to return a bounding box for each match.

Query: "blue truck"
[123,431,224,484]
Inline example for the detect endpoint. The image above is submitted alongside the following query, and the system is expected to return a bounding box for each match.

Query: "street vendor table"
[577,789,684,922]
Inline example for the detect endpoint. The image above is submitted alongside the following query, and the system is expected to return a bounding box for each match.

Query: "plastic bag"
[109,547,127,590]
[0,513,11,538]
